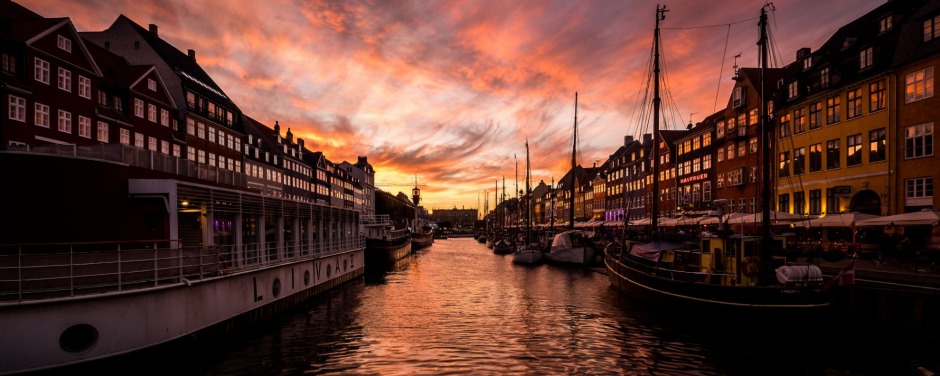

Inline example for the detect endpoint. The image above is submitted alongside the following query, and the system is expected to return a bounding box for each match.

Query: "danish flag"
[824,260,856,290]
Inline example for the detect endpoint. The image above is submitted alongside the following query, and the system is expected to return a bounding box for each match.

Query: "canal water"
[65,237,940,375]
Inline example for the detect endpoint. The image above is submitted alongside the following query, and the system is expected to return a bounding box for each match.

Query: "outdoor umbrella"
[855,210,940,227]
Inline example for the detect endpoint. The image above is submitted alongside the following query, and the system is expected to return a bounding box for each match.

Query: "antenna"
[732,52,742,77]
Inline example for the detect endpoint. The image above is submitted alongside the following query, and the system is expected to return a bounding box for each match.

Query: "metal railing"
[0,237,365,303]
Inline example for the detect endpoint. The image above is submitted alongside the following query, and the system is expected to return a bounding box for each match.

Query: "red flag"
[824,259,856,290]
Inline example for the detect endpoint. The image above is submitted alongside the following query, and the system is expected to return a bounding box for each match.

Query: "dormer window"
[803,58,812,70]
[879,15,892,33]
[820,67,830,88]
[925,15,940,42]
[860,47,874,70]
[788,81,799,99]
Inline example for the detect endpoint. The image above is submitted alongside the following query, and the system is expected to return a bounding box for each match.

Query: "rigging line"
[628,41,655,138]
[661,16,759,30]
[658,38,684,131]
[714,24,732,113]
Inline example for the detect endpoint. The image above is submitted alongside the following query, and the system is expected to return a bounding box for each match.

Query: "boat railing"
[620,253,736,283]
[361,214,392,226]
[0,236,365,303]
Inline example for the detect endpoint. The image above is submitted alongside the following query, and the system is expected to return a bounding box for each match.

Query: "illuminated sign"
[679,172,709,184]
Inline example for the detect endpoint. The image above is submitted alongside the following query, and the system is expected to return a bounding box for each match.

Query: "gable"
[28,20,101,77]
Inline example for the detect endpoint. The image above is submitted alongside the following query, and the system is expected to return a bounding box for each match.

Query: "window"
[820,67,830,88]
[702,132,711,146]
[2,52,15,74]
[778,151,790,178]
[880,16,892,33]
[134,98,144,117]
[749,166,758,183]
[34,58,49,84]
[173,144,181,157]
[869,128,886,162]
[793,147,805,175]
[788,81,799,99]
[727,117,736,135]
[198,150,206,164]
[870,81,886,112]
[187,118,195,135]
[749,137,758,154]
[161,140,169,154]
[78,115,91,138]
[148,136,157,151]
[732,87,745,108]
[794,109,806,134]
[803,58,812,70]
[209,153,217,167]
[135,132,144,148]
[703,181,712,202]
[34,103,49,127]
[859,47,874,70]
[826,139,840,169]
[847,133,862,166]
[120,128,130,144]
[198,122,206,139]
[738,141,746,157]
[905,67,934,103]
[716,120,725,138]
[717,147,725,162]
[906,177,934,206]
[778,193,790,213]
[702,154,712,170]
[208,127,216,143]
[113,96,122,111]
[779,113,791,138]
[9,95,26,123]
[147,104,156,122]
[826,96,840,124]
[97,121,109,142]
[809,144,822,172]
[57,110,71,133]
[738,113,747,128]
[188,147,196,161]
[57,35,71,52]
[809,102,822,130]
[924,15,940,41]
[847,88,862,118]
[809,189,822,215]
[794,191,806,215]
[749,109,758,127]
[160,109,169,127]
[147,78,156,91]
[905,122,934,159]
[57,67,71,92]
[78,76,91,99]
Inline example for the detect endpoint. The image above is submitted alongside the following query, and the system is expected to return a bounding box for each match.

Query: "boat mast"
[569,92,577,230]
[525,140,531,244]
[759,7,772,244]
[651,5,667,230]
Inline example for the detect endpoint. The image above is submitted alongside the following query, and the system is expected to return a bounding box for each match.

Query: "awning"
[855,210,940,227]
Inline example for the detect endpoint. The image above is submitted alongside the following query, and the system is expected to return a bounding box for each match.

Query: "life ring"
[742,257,759,277]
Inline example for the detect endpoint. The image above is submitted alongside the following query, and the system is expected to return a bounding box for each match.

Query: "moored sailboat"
[604,5,828,314]
[513,140,543,264]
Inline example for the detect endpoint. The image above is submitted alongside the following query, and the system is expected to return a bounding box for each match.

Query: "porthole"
[272,278,281,298]
[59,324,98,353]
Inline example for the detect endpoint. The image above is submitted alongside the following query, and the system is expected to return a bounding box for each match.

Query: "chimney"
[358,156,368,165]
[274,121,281,143]
[643,133,652,144]
[286,127,293,143]
[297,138,304,156]
[624,135,634,145]
[188,49,196,60]
[148,24,158,37]
[796,47,811,60]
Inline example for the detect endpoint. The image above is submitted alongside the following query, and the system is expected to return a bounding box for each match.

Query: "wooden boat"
[604,5,828,314]
[513,141,543,265]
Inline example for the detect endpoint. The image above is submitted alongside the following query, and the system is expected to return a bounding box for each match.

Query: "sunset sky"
[23,0,885,214]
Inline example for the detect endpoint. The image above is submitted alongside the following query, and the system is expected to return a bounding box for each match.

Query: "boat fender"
[741,257,759,277]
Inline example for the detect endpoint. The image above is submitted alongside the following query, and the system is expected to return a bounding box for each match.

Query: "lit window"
[34,58,49,84]
[57,110,72,133]
[905,123,934,159]
[78,115,91,138]
[34,102,49,127]
[859,47,873,70]
[905,67,934,103]
[97,121,109,142]
[78,76,91,99]
[57,67,71,92]
[57,35,71,52]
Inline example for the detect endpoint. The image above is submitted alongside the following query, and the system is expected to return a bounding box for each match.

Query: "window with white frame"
[2,53,16,74]
[134,98,144,117]
[859,47,874,70]
[34,58,49,84]
[209,152,217,167]
[160,109,169,126]
[732,87,744,108]
[905,122,934,159]
[197,122,205,139]
[57,67,71,92]
[208,127,216,143]
[788,81,799,99]
[147,104,156,122]
[188,147,196,161]
[187,118,195,135]
[78,115,91,138]
[197,149,206,164]
[97,121,109,142]
[905,177,933,206]
[8,95,25,122]
[172,144,181,157]
[905,67,934,103]
[57,35,71,52]
[120,128,130,144]
[147,78,156,91]
[34,102,49,127]
[78,76,91,99]
[161,140,169,154]
[148,136,157,151]
[134,132,144,148]
[57,110,71,133]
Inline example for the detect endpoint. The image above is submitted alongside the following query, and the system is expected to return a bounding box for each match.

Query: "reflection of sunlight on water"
[102,237,926,375]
